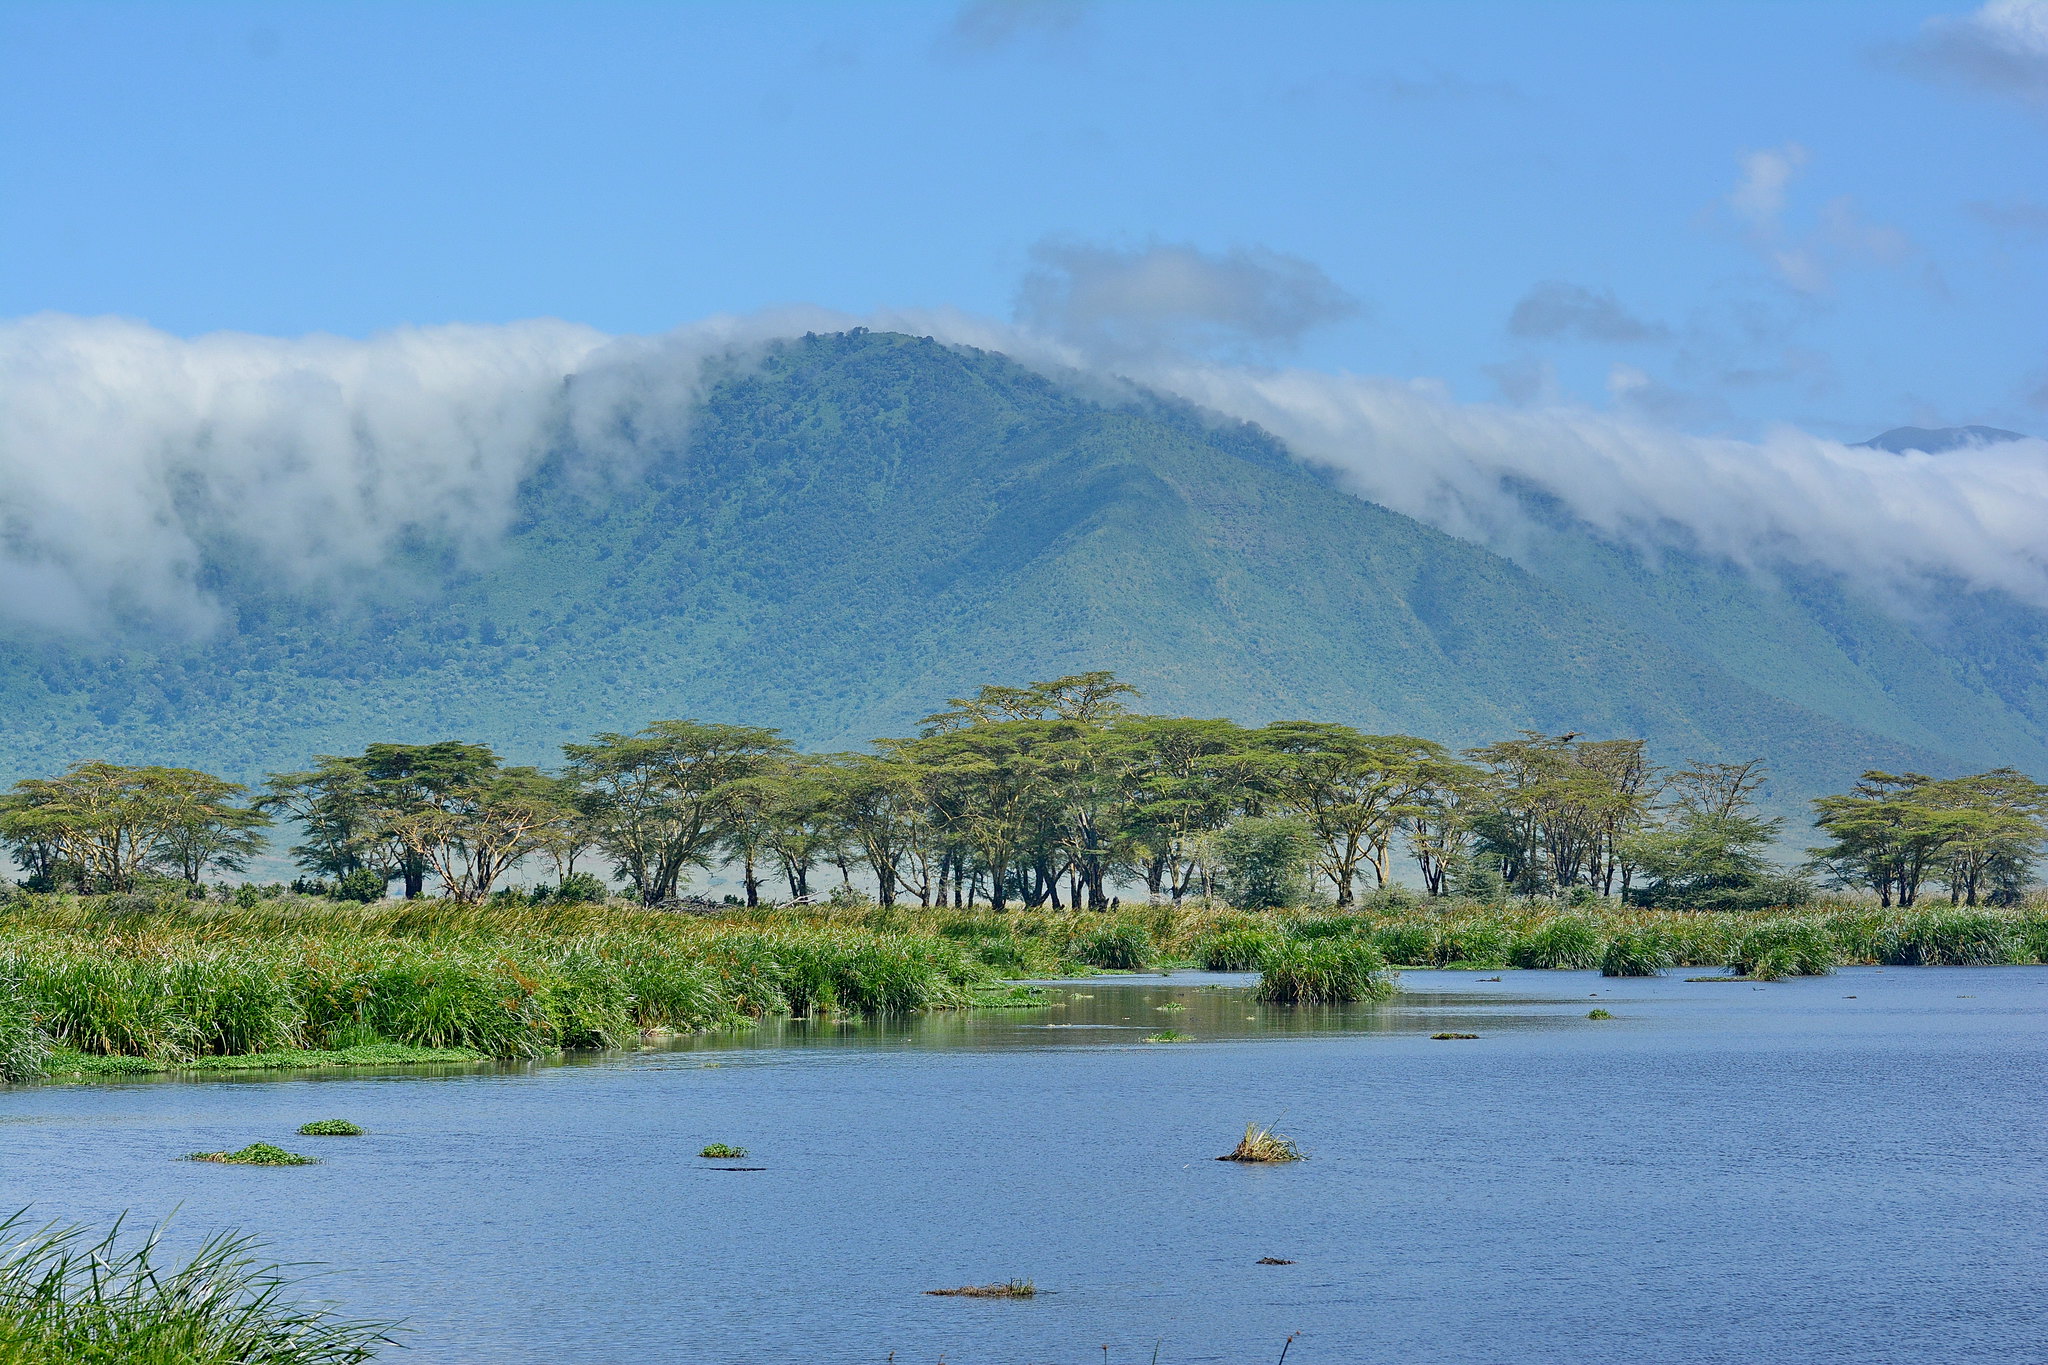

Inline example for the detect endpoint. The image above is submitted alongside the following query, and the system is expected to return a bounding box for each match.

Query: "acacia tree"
[1109,716,1253,900]
[818,753,933,907]
[377,761,567,903]
[260,757,389,886]
[0,762,268,892]
[1810,771,1949,907]
[1253,722,1447,905]
[564,721,790,905]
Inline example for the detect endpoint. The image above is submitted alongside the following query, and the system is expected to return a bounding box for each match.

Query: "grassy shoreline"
[4,892,2045,1083]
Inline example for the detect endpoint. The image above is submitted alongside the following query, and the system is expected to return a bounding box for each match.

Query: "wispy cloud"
[1723,144,1909,293]
[939,0,1091,57]
[1014,238,1361,360]
[1508,282,1670,344]
[1902,1,2048,105]
[1968,197,2048,236]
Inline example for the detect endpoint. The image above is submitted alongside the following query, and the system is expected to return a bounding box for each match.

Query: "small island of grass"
[297,1119,365,1136]
[186,1142,316,1166]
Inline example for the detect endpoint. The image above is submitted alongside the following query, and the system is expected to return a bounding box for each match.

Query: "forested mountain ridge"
[0,330,2017,803]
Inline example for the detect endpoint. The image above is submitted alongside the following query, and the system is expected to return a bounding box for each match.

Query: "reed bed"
[2,891,2043,1080]
[0,1210,392,1364]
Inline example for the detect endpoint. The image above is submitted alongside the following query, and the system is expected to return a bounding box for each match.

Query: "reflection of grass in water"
[0,1209,394,1363]
[925,1280,1035,1298]
[1218,1122,1302,1163]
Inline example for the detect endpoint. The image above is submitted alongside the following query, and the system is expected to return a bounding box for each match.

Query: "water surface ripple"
[2,966,2042,1364]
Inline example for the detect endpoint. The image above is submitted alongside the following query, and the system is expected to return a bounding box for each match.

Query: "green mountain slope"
[0,331,1970,801]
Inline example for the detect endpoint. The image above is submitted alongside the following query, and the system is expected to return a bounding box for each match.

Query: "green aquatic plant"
[186,1143,317,1167]
[1255,940,1396,1004]
[698,1144,748,1159]
[1430,1032,1480,1040]
[1143,1030,1192,1042]
[1586,1008,1613,1019]
[296,1120,365,1137]
[0,979,48,1083]
[0,1209,392,1364]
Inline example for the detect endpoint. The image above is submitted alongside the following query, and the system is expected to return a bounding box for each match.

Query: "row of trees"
[3,673,2045,909]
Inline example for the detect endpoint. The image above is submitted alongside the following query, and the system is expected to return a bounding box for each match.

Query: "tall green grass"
[0,1210,392,1363]
[1255,940,1396,1004]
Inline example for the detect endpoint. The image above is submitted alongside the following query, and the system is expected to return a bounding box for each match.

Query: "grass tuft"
[1254,940,1395,1004]
[1218,1121,1303,1163]
[0,1209,392,1363]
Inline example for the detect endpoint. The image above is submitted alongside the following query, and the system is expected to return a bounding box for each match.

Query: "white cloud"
[1906,1,2048,104]
[0,310,829,634]
[4,305,2045,643]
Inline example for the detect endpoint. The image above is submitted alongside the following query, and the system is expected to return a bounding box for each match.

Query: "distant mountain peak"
[1855,425,2031,454]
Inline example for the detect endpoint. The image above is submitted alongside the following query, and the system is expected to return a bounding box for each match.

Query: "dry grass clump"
[1218,1121,1302,1163]
[924,1280,1036,1298]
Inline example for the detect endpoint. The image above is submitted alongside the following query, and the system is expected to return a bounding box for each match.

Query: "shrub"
[333,869,386,903]
[555,871,609,905]
[1255,939,1396,1003]
[1600,929,1670,977]
[1510,917,1604,969]
[1209,817,1316,910]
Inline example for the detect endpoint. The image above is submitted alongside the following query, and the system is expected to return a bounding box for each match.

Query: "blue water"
[2,966,2043,1364]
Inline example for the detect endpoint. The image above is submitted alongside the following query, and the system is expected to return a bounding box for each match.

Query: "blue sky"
[2,0,2044,439]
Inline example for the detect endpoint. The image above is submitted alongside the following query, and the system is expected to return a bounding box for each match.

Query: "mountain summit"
[1855,425,2031,454]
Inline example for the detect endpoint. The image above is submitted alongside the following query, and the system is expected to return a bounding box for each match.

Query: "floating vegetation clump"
[297,1120,365,1137]
[698,1144,748,1159]
[924,1280,1036,1298]
[0,1209,392,1363]
[1586,1008,1613,1020]
[1430,1032,1479,1040]
[1255,940,1395,1004]
[1218,1122,1303,1163]
[1143,1030,1192,1043]
[186,1143,317,1166]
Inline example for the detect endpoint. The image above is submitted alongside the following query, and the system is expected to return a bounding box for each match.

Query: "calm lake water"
[3,967,2044,1365]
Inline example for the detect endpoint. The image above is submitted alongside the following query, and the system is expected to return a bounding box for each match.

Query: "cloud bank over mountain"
[2,301,2043,639]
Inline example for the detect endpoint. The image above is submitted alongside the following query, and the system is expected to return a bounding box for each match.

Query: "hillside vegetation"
[0,330,2028,806]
